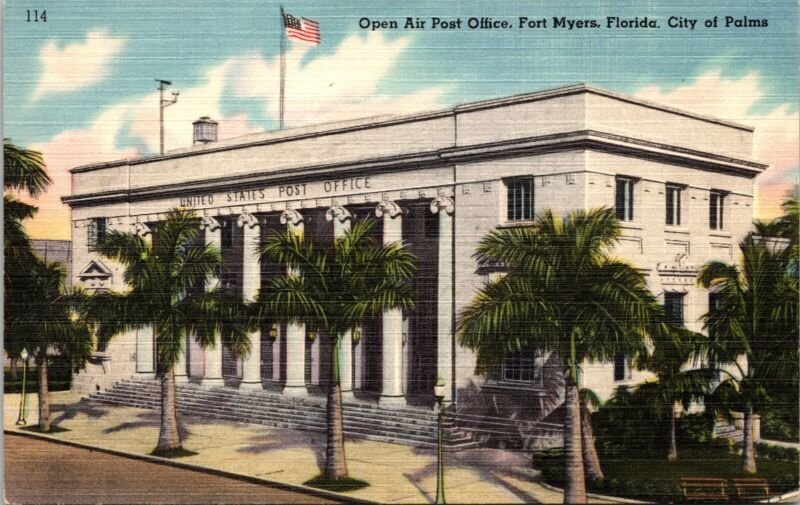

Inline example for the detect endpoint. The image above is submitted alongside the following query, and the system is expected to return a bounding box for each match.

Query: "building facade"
[64,84,765,419]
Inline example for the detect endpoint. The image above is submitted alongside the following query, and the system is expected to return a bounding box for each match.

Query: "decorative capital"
[200,216,222,232]
[375,200,403,219]
[237,212,259,229]
[430,196,454,215]
[325,205,352,224]
[132,221,152,237]
[280,209,304,226]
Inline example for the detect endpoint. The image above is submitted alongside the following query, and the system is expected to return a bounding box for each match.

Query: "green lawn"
[536,442,798,503]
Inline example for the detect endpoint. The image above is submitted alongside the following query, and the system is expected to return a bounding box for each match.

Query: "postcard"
[3,1,798,503]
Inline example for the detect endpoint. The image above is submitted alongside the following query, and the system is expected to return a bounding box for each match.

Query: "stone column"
[431,196,454,403]
[133,222,156,379]
[280,210,307,397]
[238,212,263,391]
[326,205,354,400]
[376,201,406,406]
[200,216,225,387]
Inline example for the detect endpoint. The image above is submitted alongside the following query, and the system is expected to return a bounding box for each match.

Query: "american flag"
[283,13,320,45]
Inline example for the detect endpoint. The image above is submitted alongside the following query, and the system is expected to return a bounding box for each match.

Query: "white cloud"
[31,29,126,102]
[129,61,259,153]
[231,32,446,126]
[636,71,799,219]
[26,105,138,239]
[25,31,443,239]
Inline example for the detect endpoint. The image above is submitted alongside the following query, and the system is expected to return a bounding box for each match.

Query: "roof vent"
[193,116,218,145]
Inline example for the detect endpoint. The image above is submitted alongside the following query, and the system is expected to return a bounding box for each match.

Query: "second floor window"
[87,217,107,251]
[613,353,629,381]
[615,177,635,221]
[710,191,725,230]
[507,178,533,222]
[664,292,685,327]
[503,348,536,383]
[666,185,682,226]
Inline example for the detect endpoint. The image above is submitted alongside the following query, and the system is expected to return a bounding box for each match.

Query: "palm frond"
[457,275,559,374]
[4,138,51,197]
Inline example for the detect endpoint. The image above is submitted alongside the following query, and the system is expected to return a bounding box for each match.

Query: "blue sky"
[3,0,798,238]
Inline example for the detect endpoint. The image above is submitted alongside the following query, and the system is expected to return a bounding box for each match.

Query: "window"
[502,348,536,383]
[664,292,685,327]
[615,177,635,221]
[87,217,107,251]
[666,185,682,226]
[506,178,533,222]
[613,353,628,381]
[710,191,725,230]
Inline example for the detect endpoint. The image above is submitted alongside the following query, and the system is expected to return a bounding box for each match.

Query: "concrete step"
[115,381,446,425]
[92,389,450,437]
[103,382,451,429]
[89,381,480,449]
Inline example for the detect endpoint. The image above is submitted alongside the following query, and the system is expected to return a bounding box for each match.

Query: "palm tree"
[579,388,604,482]
[256,218,415,481]
[88,208,252,454]
[4,138,51,197]
[698,229,798,474]
[754,188,798,256]
[457,208,669,504]
[4,139,53,382]
[632,330,710,460]
[4,259,93,432]
[4,139,52,332]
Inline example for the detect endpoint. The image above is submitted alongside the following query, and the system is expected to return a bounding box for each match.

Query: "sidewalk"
[3,392,623,504]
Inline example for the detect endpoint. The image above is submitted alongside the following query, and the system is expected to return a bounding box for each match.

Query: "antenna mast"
[156,79,179,155]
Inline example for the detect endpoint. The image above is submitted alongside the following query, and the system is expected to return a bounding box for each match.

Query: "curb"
[5,428,378,505]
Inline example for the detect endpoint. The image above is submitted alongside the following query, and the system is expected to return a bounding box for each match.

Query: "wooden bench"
[680,477,729,502]
[731,477,770,501]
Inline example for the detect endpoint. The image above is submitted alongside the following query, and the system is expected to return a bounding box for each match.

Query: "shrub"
[3,355,72,394]
[755,442,800,463]
[532,449,566,486]
[761,409,800,443]
[677,413,715,443]
[592,386,669,457]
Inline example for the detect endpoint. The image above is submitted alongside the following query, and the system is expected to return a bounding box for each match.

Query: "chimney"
[193,116,218,145]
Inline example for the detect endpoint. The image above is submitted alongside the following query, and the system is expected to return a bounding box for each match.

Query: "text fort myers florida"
[359,16,768,31]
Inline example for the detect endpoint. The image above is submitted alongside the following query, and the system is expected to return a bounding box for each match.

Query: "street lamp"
[434,376,446,504]
[16,348,29,426]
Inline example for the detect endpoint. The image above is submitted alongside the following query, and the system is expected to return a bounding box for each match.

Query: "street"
[4,433,341,504]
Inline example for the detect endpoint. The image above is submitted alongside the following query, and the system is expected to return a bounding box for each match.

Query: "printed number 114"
[27,9,47,22]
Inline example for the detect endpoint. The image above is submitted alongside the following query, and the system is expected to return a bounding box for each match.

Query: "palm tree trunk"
[564,379,587,504]
[325,336,348,480]
[742,402,757,474]
[155,365,182,453]
[668,405,678,461]
[37,350,51,432]
[580,399,604,482]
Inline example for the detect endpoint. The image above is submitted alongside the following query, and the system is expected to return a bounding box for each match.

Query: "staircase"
[714,420,745,442]
[88,378,481,451]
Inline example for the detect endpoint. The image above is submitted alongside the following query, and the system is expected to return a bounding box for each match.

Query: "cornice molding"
[63,130,766,208]
[68,84,755,175]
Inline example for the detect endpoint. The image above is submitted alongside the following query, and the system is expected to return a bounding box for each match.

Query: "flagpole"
[279,5,286,130]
